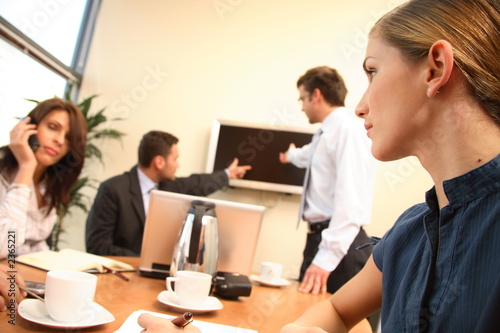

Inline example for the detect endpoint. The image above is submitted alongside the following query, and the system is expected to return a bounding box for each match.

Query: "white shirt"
[0,174,55,258]
[137,168,157,215]
[287,107,376,271]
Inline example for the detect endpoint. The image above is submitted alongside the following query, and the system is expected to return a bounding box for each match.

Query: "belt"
[307,220,330,233]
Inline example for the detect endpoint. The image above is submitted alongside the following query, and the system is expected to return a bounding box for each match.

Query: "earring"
[428,88,440,96]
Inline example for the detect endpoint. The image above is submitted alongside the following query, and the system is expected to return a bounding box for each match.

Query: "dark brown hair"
[138,131,179,167]
[0,98,87,213]
[297,66,348,107]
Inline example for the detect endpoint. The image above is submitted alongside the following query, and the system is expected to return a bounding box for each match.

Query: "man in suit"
[85,130,251,256]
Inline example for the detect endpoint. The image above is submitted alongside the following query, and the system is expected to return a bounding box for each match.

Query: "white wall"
[61,0,433,278]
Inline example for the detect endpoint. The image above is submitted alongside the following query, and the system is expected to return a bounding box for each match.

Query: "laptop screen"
[139,190,265,278]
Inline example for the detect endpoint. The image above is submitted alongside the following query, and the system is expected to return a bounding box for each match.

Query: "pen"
[171,312,193,328]
[102,265,129,281]
[16,284,45,302]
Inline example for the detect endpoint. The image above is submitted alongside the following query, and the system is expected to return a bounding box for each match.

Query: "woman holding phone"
[0,98,87,258]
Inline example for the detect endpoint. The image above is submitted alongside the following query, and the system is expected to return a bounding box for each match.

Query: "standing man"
[279,66,376,295]
[86,130,251,256]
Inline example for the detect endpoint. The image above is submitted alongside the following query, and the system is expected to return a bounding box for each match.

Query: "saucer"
[17,299,115,329]
[157,290,223,313]
[250,274,292,287]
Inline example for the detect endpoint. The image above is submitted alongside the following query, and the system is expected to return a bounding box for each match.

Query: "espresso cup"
[166,271,212,307]
[44,270,97,323]
[260,262,283,283]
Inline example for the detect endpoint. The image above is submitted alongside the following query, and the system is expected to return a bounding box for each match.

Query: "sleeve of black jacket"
[85,169,229,257]
[159,170,229,196]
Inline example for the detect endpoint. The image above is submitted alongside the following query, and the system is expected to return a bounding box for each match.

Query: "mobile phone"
[28,119,40,151]
[28,135,40,151]
[24,280,45,296]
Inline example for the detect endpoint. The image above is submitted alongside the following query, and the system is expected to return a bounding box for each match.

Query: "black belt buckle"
[308,220,329,233]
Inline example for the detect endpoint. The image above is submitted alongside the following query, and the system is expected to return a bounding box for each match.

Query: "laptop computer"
[138,190,265,279]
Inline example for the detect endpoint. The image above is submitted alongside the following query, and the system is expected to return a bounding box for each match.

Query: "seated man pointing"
[86,130,250,256]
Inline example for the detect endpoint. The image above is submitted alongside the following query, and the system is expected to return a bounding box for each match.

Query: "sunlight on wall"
[61,0,433,277]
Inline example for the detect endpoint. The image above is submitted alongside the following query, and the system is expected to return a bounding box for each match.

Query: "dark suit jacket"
[85,166,229,256]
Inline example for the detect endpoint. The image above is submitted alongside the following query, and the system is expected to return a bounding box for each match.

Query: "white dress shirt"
[287,107,376,271]
[137,168,227,216]
[137,168,157,215]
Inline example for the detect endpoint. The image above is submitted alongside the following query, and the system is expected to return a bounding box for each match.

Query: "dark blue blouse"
[373,155,500,332]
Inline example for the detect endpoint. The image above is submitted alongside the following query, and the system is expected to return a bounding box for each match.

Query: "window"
[0,0,100,145]
[0,37,68,144]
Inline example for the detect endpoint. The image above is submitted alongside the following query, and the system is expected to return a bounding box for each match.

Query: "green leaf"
[90,129,126,140]
[24,98,39,104]
[38,91,126,249]
[78,94,99,116]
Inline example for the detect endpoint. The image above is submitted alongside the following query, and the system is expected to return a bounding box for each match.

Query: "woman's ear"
[426,40,454,97]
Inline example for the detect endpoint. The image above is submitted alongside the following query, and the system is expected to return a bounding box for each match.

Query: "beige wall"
[61,0,433,278]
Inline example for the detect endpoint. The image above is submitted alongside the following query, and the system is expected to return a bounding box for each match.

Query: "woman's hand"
[9,117,37,184]
[138,313,202,332]
[0,265,26,312]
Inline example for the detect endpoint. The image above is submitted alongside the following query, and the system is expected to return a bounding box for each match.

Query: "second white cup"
[166,270,212,307]
[44,270,97,323]
[260,262,283,283]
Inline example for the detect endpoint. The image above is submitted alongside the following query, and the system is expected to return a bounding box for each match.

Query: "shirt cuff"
[312,247,343,272]
[286,147,297,162]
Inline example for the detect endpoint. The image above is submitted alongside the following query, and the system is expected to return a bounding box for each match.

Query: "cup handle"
[166,277,180,303]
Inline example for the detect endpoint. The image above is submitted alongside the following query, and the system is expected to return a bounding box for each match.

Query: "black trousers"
[299,227,380,331]
[299,227,372,294]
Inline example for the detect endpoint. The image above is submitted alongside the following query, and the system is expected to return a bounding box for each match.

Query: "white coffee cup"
[166,270,212,307]
[260,262,283,283]
[44,270,97,323]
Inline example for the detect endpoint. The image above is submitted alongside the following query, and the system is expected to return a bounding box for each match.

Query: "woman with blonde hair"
[135,0,499,331]
[280,0,500,332]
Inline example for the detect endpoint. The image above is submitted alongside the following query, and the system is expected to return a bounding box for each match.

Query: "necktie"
[145,184,159,215]
[297,129,322,228]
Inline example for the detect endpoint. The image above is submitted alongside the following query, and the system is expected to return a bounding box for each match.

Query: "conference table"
[1,257,331,332]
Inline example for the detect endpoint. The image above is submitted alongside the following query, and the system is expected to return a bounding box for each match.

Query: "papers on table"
[16,249,135,273]
[115,310,257,333]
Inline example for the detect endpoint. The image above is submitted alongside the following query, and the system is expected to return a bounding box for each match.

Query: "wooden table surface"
[1,256,330,332]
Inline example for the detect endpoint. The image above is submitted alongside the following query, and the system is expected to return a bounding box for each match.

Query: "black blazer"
[85,166,228,256]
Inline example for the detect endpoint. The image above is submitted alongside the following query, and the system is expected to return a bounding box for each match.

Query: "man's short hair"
[297,66,348,107]
[138,131,179,167]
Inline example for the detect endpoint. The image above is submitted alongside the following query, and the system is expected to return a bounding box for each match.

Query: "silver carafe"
[170,200,219,277]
